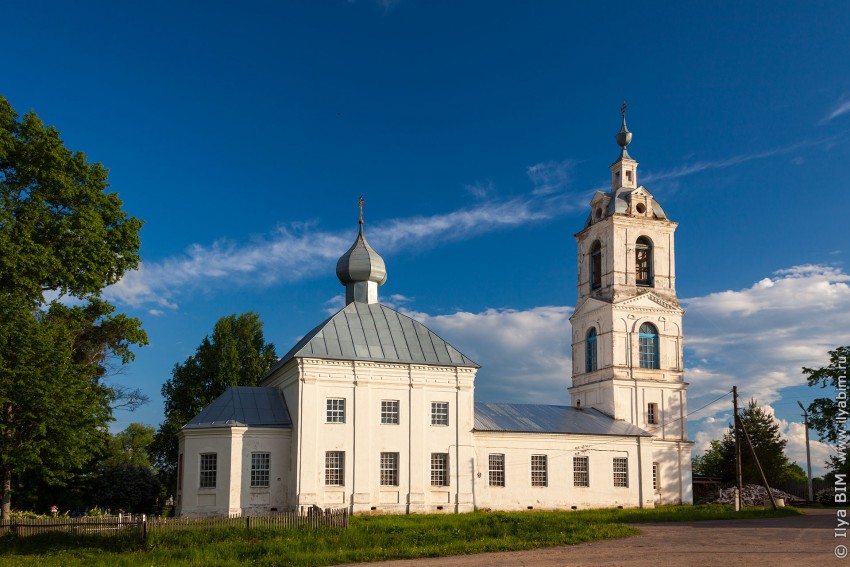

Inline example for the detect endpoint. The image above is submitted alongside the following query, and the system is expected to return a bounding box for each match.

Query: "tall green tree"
[693,400,796,485]
[0,97,146,518]
[151,312,277,495]
[803,346,850,476]
[104,423,156,468]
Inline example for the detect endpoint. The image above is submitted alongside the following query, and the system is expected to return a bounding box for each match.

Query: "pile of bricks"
[703,484,802,506]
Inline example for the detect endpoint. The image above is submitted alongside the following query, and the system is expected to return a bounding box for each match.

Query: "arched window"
[585,328,598,373]
[639,323,659,369]
[590,241,602,290]
[635,236,653,286]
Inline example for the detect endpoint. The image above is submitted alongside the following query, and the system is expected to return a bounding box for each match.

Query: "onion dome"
[336,198,387,304]
[336,224,387,286]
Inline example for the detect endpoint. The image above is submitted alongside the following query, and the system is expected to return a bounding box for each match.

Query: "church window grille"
[531,455,548,487]
[653,462,660,491]
[590,241,602,290]
[380,452,399,486]
[489,454,505,487]
[574,456,589,487]
[326,398,345,423]
[325,451,344,486]
[251,452,270,487]
[613,457,629,487]
[199,453,217,488]
[431,453,449,486]
[586,328,598,373]
[431,402,449,426]
[639,323,660,369]
[381,400,400,424]
[636,236,653,286]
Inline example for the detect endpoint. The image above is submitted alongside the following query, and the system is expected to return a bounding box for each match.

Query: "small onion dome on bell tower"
[336,197,387,304]
[615,101,633,158]
[610,101,639,191]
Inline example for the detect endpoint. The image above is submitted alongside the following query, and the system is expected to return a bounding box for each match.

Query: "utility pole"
[797,401,814,502]
[733,386,743,511]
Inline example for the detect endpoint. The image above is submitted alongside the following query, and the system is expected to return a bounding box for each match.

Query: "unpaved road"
[341,509,838,567]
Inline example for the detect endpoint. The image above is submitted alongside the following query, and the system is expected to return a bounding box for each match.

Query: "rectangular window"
[488,454,505,487]
[613,457,629,488]
[431,453,449,486]
[531,455,548,487]
[177,453,184,491]
[325,451,344,486]
[647,402,658,425]
[653,462,659,491]
[250,452,270,488]
[380,452,399,486]
[381,400,400,424]
[590,248,602,290]
[199,453,217,488]
[326,398,345,423]
[573,456,589,487]
[431,402,449,426]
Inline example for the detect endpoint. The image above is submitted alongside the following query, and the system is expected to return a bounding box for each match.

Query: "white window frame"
[647,402,658,425]
[250,452,270,488]
[381,400,400,424]
[488,454,505,487]
[431,401,449,426]
[573,455,589,487]
[199,453,217,488]
[431,453,449,486]
[380,452,399,486]
[613,457,629,488]
[531,454,548,487]
[325,451,345,486]
[326,398,346,423]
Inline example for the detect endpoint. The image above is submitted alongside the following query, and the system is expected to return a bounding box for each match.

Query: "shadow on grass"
[0,532,143,555]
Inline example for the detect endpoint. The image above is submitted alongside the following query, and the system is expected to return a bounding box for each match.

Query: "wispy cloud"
[105,190,583,310]
[642,138,835,183]
[823,94,850,123]
[526,159,576,195]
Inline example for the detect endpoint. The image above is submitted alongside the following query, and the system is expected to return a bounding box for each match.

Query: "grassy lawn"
[0,505,801,567]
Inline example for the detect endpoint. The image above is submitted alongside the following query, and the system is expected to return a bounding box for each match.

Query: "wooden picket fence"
[0,508,348,542]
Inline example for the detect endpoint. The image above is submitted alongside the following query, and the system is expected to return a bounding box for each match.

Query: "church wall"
[472,432,655,510]
[651,440,694,505]
[177,426,293,518]
[293,358,476,514]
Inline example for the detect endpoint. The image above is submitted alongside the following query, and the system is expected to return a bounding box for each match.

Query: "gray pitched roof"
[474,402,651,437]
[183,387,292,429]
[267,302,479,375]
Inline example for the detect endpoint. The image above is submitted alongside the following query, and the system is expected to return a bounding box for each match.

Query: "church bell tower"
[568,107,692,499]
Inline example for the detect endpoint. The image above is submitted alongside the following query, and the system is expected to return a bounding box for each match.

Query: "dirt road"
[341,509,838,567]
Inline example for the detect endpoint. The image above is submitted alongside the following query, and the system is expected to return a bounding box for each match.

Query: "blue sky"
[4,1,849,475]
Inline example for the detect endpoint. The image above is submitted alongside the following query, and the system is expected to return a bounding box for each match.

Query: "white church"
[176,112,694,516]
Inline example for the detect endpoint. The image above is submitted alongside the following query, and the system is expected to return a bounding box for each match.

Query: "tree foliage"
[0,97,146,518]
[692,400,798,486]
[104,423,156,468]
[803,346,849,445]
[151,312,278,495]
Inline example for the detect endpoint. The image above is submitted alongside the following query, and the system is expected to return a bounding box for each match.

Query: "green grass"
[0,505,801,567]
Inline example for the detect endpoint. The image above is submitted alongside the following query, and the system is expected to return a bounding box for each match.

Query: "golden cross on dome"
[621,101,627,117]
[358,196,364,224]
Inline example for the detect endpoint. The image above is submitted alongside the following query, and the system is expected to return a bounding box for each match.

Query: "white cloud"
[106,190,583,310]
[526,159,576,196]
[403,306,574,403]
[824,94,850,123]
[642,137,838,183]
